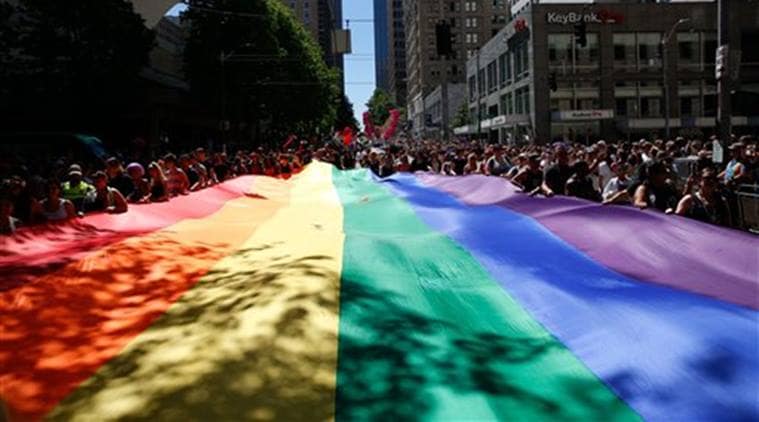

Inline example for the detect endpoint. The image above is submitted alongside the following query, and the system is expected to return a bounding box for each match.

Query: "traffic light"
[436,21,453,57]
[549,72,558,92]
[574,22,587,48]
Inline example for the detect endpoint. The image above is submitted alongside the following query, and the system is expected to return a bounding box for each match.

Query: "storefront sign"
[546,10,623,25]
[553,109,614,121]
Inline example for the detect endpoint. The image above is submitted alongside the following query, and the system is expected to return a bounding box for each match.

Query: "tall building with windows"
[374,0,408,106]
[460,0,759,143]
[404,0,510,135]
[283,0,345,89]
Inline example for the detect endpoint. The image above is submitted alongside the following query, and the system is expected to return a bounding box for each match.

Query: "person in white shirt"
[602,160,632,205]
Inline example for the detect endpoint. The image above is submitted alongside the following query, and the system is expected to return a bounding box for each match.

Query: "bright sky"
[166,1,374,127]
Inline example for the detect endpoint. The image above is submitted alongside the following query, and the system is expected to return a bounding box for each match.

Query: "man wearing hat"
[719,142,747,187]
[61,164,95,212]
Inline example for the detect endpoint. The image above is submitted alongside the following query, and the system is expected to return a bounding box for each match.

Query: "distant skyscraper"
[374,0,390,92]
[403,0,509,118]
[374,0,407,106]
[283,0,345,91]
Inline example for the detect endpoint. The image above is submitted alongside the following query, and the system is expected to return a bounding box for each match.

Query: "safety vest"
[61,181,95,201]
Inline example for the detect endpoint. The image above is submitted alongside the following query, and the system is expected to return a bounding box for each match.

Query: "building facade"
[404,0,510,136]
[375,0,391,93]
[423,83,467,138]
[283,0,345,89]
[461,1,759,144]
[374,0,408,106]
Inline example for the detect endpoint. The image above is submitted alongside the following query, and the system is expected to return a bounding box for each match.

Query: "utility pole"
[662,18,690,141]
[476,48,482,138]
[716,0,731,144]
[437,0,451,142]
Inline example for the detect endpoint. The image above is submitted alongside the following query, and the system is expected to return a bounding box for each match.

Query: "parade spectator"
[676,168,730,226]
[632,161,679,212]
[214,153,231,181]
[61,164,95,212]
[602,160,632,205]
[542,144,571,197]
[89,171,128,214]
[719,142,748,187]
[147,162,169,202]
[463,153,482,175]
[163,154,189,196]
[512,153,543,194]
[106,157,134,198]
[0,194,19,235]
[566,161,602,202]
[485,146,511,176]
[40,180,77,221]
[126,162,151,203]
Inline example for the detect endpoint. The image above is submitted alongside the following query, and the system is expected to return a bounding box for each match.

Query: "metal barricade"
[736,184,759,234]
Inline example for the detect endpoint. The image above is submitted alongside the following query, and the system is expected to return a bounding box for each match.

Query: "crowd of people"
[1,133,757,236]
[337,135,756,229]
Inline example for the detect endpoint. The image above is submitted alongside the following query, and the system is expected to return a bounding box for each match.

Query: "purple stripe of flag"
[418,173,759,310]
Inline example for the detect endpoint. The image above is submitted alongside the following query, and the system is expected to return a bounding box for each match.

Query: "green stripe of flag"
[332,168,639,421]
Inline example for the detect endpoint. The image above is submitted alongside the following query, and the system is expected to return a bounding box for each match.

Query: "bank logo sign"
[546,10,623,25]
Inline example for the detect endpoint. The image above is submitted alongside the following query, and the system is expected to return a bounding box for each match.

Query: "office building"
[404,0,510,136]
[374,0,408,106]
[460,1,759,143]
[284,0,345,89]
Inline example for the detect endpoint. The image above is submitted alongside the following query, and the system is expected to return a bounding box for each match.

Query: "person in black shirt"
[106,157,134,198]
[566,161,602,202]
[541,144,572,197]
[633,161,679,212]
[512,154,543,194]
[179,154,200,190]
[675,168,730,226]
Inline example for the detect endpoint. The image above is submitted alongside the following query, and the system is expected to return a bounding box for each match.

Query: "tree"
[335,94,358,131]
[452,103,471,128]
[183,0,339,143]
[0,0,155,126]
[366,88,396,126]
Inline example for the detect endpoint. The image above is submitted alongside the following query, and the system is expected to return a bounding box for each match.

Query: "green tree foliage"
[366,88,396,125]
[183,0,339,141]
[0,0,154,121]
[335,94,358,131]
[452,103,471,128]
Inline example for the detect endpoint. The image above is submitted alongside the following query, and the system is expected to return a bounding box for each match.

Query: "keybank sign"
[546,11,623,25]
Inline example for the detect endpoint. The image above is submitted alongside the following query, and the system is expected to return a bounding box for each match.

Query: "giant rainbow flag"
[1,162,757,421]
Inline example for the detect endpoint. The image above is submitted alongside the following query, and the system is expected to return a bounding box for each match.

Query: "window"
[548,34,572,71]
[478,69,486,96]
[680,97,701,118]
[703,32,717,65]
[513,41,529,80]
[515,87,530,114]
[703,82,717,116]
[487,60,498,93]
[677,32,700,69]
[575,33,599,73]
[469,76,476,101]
[637,33,662,70]
[641,97,661,118]
[500,93,513,115]
[613,33,636,70]
[498,53,510,87]
[741,31,759,63]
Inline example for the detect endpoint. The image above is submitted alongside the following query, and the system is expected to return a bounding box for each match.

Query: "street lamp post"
[476,48,482,139]
[661,18,690,141]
